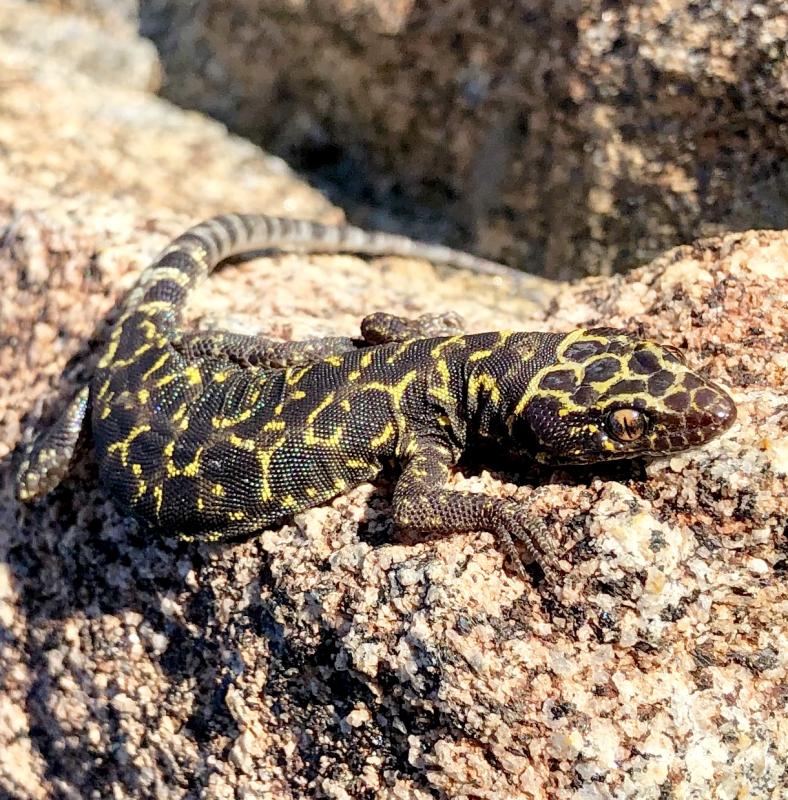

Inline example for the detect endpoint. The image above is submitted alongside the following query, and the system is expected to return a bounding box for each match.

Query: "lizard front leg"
[393,437,563,583]
[174,311,465,368]
[174,331,359,369]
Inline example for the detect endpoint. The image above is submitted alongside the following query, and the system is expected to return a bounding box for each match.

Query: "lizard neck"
[461,332,564,449]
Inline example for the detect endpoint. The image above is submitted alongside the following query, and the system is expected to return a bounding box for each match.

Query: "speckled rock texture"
[140,0,788,279]
[1,7,786,800]
[3,215,786,799]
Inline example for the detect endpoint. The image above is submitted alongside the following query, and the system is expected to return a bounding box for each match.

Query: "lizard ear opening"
[660,344,687,365]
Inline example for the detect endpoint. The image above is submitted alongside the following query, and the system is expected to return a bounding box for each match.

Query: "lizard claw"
[484,500,566,584]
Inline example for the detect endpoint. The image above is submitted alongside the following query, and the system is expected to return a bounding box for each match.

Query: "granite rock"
[0,0,160,91]
[142,0,788,279]
[0,9,786,800]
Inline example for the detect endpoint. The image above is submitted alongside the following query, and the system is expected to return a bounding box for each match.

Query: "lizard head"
[506,328,736,465]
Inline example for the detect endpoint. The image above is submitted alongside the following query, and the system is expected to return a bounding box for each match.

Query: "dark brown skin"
[16,215,737,583]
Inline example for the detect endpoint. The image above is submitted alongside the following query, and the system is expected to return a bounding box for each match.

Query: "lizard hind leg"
[16,384,90,502]
[173,310,465,369]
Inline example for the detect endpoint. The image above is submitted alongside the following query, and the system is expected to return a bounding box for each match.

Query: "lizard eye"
[606,408,647,442]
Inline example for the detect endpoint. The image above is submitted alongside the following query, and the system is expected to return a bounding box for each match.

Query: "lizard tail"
[127,213,518,334]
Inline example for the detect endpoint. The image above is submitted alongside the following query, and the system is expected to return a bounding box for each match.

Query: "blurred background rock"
[38,0,788,279]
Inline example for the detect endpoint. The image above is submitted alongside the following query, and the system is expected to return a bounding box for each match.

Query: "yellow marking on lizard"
[512,361,585,418]
[164,445,203,479]
[153,485,163,517]
[430,335,464,359]
[97,340,118,368]
[154,372,178,389]
[184,365,202,386]
[357,370,419,407]
[139,267,192,287]
[304,392,344,446]
[159,240,208,260]
[212,408,253,428]
[468,372,501,405]
[109,342,154,370]
[371,422,395,448]
[257,434,288,502]
[386,341,413,365]
[495,330,513,346]
[285,365,310,385]
[138,319,159,340]
[428,360,454,406]
[106,425,151,467]
[136,300,175,316]
[229,433,256,451]
[132,479,147,503]
[140,352,171,382]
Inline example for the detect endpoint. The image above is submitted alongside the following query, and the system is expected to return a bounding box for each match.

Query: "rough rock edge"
[2,216,785,799]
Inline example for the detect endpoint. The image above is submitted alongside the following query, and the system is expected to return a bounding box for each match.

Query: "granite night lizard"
[16,214,736,582]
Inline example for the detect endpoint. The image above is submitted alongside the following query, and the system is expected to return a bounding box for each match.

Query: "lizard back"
[86,215,517,539]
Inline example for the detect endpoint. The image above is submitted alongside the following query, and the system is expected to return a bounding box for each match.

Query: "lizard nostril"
[709,390,737,430]
[715,402,734,423]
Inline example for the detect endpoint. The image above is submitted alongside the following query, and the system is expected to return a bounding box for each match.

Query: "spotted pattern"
[16,215,737,582]
[503,328,737,464]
